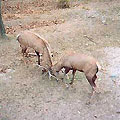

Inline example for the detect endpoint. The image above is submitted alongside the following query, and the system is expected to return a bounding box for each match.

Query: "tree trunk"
[0,0,6,39]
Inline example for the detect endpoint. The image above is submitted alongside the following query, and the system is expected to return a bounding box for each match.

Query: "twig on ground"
[28,53,42,57]
[84,35,97,44]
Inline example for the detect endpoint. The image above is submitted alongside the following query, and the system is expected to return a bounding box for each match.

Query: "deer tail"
[96,61,107,73]
[96,61,101,71]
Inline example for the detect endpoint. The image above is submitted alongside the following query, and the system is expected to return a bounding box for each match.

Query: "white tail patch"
[96,61,101,71]
[16,33,20,41]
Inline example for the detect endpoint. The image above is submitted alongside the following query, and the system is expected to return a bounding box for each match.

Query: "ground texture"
[0,0,120,120]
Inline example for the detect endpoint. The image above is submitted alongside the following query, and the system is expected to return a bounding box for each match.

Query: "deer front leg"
[35,50,41,65]
[70,69,76,85]
[62,68,70,82]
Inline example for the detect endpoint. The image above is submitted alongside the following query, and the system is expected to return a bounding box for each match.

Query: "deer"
[16,30,53,64]
[17,30,53,73]
[51,52,101,95]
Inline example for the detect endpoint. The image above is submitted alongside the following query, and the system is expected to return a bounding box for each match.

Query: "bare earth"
[0,0,120,120]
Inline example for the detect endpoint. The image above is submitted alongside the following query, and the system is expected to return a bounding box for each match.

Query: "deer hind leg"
[92,74,101,94]
[20,45,27,57]
[20,45,28,64]
[85,74,96,94]
[92,74,97,88]
[35,50,41,65]
[86,74,99,105]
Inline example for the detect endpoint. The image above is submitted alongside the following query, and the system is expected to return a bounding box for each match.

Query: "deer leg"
[35,50,40,65]
[85,74,99,104]
[20,44,28,56]
[21,47,27,57]
[70,69,76,85]
[21,46,28,64]
[85,74,96,95]
[62,68,70,88]
[92,74,97,88]
[62,68,70,82]
[92,74,100,94]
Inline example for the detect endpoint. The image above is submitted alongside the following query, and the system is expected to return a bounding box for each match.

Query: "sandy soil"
[0,0,120,120]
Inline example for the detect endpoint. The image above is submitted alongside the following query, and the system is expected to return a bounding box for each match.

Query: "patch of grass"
[63,72,84,84]
[57,0,70,9]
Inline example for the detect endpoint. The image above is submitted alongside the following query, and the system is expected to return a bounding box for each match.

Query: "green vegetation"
[57,0,70,9]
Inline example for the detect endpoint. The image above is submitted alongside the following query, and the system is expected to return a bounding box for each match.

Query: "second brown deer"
[51,52,101,94]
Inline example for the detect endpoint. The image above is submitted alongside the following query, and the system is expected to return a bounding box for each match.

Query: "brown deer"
[17,30,53,72]
[51,52,101,93]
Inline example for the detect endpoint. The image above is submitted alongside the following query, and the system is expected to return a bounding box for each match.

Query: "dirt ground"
[0,0,120,120]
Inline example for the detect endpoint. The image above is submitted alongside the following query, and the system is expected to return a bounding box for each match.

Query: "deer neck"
[42,47,52,70]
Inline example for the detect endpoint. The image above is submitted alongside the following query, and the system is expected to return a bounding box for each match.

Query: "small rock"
[110,75,117,79]
[101,16,107,25]
[9,76,12,79]
[23,84,27,86]
[78,111,80,114]
[116,111,120,114]
[94,115,97,118]
[6,68,15,73]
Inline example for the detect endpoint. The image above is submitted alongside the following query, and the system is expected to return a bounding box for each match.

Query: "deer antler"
[36,64,60,82]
